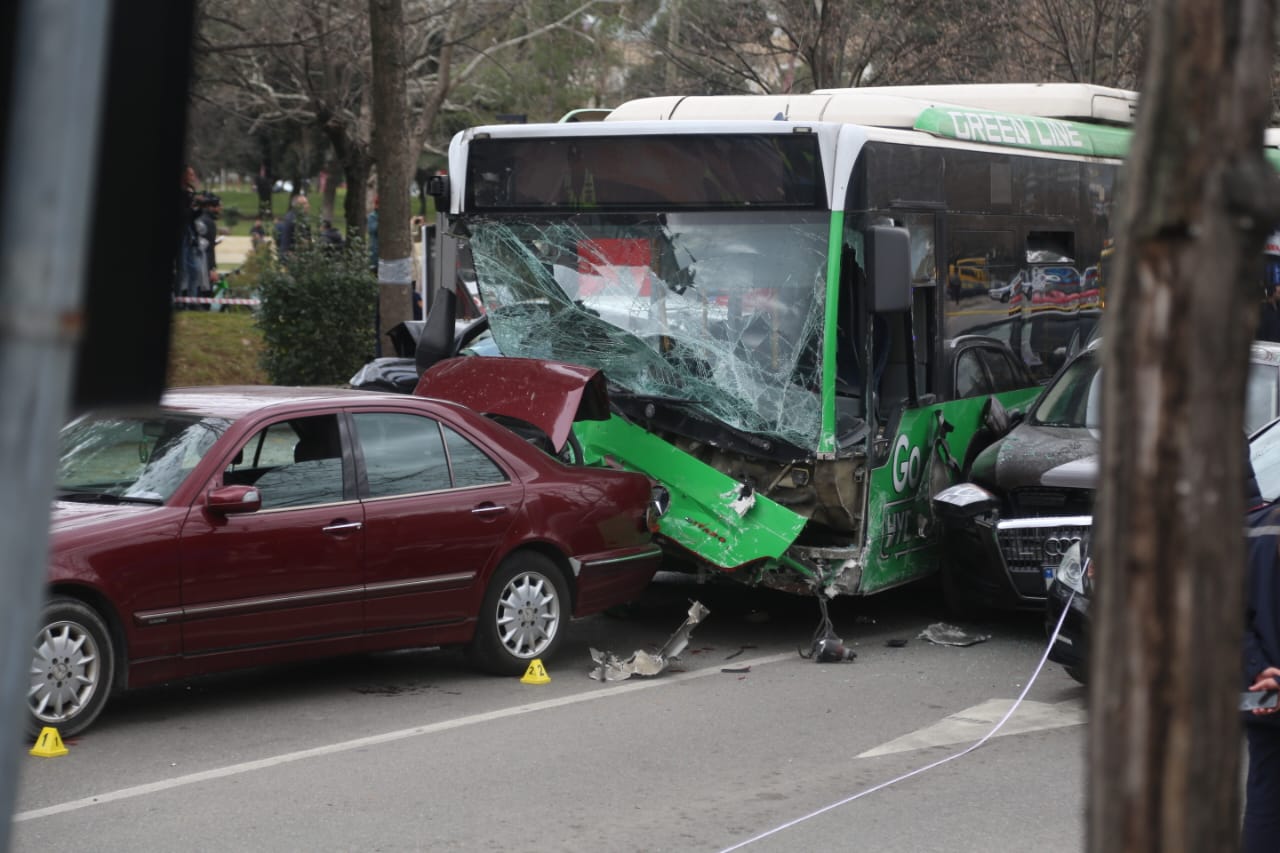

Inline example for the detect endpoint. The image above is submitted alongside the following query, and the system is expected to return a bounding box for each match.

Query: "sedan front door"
[177,413,366,662]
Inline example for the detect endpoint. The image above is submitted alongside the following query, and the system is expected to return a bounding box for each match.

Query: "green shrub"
[255,234,377,385]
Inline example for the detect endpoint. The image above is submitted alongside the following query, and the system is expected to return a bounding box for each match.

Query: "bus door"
[860,209,947,594]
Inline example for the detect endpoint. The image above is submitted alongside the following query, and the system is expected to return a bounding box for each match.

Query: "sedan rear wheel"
[28,598,115,738]
[471,553,569,675]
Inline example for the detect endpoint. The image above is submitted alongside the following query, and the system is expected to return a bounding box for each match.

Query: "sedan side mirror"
[206,485,261,515]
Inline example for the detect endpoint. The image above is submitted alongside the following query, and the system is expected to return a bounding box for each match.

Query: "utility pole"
[0,1,112,847]
[1091,0,1280,850]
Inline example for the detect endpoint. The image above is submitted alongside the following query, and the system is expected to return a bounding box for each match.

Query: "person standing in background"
[276,195,310,258]
[176,165,202,300]
[195,193,221,297]
[249,217,267,251]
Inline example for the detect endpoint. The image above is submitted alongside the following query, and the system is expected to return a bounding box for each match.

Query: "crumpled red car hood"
[413,357,610,452]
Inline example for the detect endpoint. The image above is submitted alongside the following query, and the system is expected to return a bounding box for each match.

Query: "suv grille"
[996,522,1093,599]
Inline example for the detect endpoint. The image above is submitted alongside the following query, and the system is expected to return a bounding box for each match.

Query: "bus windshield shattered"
[469,211,834,452]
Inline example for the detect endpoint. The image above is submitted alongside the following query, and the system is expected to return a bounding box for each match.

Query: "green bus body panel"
[854,385,1042,595]
[819,212,845,455]
[575,416,807,569]
[913,107,1131,159]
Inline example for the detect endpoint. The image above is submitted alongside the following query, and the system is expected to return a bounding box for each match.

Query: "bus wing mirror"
[416,288,458,374]
[868,226,912,313]
[427,174,450,205]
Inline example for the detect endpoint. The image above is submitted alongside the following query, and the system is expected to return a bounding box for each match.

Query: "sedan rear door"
[351,409,522,638]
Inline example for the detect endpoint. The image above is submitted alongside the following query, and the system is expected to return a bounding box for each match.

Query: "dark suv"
[933,339,1280,616]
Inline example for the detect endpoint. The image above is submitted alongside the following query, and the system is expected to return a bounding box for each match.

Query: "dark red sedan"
[35,380,663,736]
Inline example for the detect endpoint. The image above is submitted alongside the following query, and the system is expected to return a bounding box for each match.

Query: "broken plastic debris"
[590,601,711,681]
[721,665,751,674]
[728,484,756,517]
[917,622,992,647]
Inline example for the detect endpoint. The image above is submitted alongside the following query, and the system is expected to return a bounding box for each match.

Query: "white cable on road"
[720,593,1077,852]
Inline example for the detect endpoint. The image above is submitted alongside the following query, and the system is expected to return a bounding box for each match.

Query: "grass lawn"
[167,310,268,387]
[210,188,349,236]
[206,184,437,236]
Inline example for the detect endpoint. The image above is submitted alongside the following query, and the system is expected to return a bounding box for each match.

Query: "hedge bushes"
[255,234,376,385]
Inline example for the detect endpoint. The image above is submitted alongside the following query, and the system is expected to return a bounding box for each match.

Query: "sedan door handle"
[322,521,364,535]
[471,504,507,516]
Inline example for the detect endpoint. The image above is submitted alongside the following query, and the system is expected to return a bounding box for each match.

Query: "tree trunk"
[1091,0,1279,851]
[369,0,413,350]
[343,160,370,240]
[321,159,339,223]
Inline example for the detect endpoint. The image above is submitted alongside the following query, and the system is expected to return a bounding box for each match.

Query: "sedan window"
[353,412,452,498]
[443,425,509,488]
[227,415,345,509]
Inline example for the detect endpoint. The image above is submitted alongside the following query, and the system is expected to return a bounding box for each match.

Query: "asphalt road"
[11,574,1088,852]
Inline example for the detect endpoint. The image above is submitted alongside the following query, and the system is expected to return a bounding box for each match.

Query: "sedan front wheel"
[28,598,116,738]
[470,553,569,675]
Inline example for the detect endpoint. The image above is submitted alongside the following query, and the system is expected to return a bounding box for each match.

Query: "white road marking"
[15,651,795,823]
[856,698,1086,758]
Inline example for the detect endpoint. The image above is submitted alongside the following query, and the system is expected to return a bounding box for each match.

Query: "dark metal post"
[0,0,113,846]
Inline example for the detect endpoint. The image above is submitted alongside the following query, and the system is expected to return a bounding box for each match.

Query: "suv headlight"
[1053,542,1085,594]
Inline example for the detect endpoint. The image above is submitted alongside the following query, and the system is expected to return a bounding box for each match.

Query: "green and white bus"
[424,83,1134,598]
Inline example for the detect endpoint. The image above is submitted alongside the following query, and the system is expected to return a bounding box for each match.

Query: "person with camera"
[176,165,205,302]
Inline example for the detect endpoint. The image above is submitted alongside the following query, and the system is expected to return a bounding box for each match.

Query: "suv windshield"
[1030,350,1102,428]
[467,211,830,448]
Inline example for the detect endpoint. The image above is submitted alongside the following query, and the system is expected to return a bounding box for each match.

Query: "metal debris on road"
[589,600,711,681]
[917,622,992,647]
[798,595,857,662]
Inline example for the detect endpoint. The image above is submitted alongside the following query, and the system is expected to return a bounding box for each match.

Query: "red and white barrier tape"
[174,296,260,306]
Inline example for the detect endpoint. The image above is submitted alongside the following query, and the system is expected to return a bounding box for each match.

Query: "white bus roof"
[605,83,1139,128]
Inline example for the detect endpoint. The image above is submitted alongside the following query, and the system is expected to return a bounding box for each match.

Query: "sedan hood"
[414,357,610,452]
[971,423,1100,492]
[50,500,159,533]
